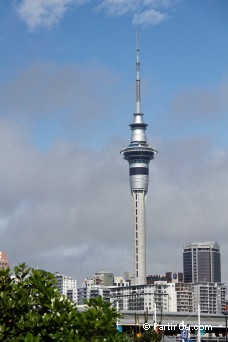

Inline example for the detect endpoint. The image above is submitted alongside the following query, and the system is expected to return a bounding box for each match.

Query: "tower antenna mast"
[136,30,141,114]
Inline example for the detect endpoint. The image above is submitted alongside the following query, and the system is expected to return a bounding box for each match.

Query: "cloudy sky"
[0,0,228,287]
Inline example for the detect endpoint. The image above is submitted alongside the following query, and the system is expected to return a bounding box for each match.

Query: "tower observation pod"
[120,32,157,285]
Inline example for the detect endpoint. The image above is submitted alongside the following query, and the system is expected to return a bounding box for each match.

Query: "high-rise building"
[120,33,157,285]
[175,282,193,312]
[55,272,77,302]
[183,241,221,283]
[192,282,226,314]
[0,251,10,270]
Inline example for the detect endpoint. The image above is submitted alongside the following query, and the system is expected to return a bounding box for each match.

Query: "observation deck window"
[129,159,149,164]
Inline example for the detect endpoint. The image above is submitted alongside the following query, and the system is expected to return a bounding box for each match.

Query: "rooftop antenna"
[136,30,141,114]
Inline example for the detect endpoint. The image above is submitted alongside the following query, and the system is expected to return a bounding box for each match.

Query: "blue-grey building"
[183,241,221,283]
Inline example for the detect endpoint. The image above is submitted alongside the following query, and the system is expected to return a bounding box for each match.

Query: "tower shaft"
[133,190,146,285]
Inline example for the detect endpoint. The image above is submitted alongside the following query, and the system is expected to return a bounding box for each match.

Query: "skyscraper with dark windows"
[183,241,221,283]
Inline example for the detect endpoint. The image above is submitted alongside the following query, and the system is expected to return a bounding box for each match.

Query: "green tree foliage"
[77,297,130,341]
[0,264,129,342]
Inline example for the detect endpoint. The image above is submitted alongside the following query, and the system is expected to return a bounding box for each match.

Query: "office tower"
[120,33,157,285]
[0,251,10,269]
[183,241,221,283]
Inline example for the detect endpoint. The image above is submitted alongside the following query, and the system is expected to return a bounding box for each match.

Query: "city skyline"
[0,1,228,286]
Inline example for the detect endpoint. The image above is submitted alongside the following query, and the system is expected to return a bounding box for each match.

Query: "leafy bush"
[0,264,129,341]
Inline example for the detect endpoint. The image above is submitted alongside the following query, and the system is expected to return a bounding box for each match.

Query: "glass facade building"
[183,242,221,283]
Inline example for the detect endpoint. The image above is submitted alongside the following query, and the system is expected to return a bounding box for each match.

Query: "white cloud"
[95,0,181,26]
[16,0,88,30]
[15,0,182,29]
[171,82,228,121]
[1,118,228,285]
[95,0,141,16]
[142,0,181,8]
[133,8,168,25]
[0,61,119,124]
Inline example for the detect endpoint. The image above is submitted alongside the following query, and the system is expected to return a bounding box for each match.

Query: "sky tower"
[120,33,157,285]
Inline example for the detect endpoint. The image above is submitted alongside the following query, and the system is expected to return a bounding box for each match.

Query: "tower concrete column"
[133,190,146,285]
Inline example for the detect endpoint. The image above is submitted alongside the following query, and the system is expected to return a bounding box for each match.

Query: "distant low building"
[114,276,130,287]
[93,271,114,286]
[0,251,10,270]
[109,282,177,312]
[78,273,128,305]
[82,278,93,288]
[77,285,111,305]
[166,272,183,283]
[146,274,167,284]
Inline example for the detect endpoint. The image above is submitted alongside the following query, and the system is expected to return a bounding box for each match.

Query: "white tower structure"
[120,33,157,285]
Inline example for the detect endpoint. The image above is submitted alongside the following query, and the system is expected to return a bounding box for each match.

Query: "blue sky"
[0,0,228,286]
[1,0,228,148]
